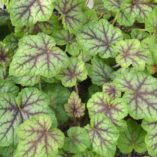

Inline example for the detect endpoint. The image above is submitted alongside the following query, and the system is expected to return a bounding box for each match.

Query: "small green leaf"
[88,57,113,86]
[16,115,64,157]
[55,0,84,32]
[9,33,68,78]
[64,91,85,118]
[0,88,56,146]
[86,114,119,157]
[9,0,54,27]
[117,119,147,154]
[57,57,87,87]
[77,19,123,58]
[115,71,157,121]
[115,39,148,69]
[102,82,121,99]
[64,127,91,153]
[87,92,128,125]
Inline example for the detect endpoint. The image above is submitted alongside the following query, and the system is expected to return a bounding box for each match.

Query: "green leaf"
[57,57,87,87]
[115,39,148,69]
[87,92,128,125]
[64,127,91,153]
[117,119,147,154]
[77,19,123,58]
[64,91,85,118]
[124,0,154,23]
[115,71,157,121]
[16,115,64,157]
[131,29,149,41]
[43,83,70,124]
[142,120,157,156]
[9,33,68,78]
[0,8,10,25]
[8,75,40,86]
[9,0,54,27]
[0,79,19,95]
[86,114,119,157]
[0,145,15,157]
[0,87,56,146]
[55,0,84,33]
[73,151,102,157]
[0,42,12,66]
[102,82,121,99]
[88,57,113,86]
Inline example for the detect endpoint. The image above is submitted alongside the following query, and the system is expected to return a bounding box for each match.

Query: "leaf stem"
[75,84,79,94]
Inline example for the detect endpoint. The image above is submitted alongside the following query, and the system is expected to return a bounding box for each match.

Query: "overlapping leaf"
[55,0,84,32]
[115,39,148,69]
[142,120,157,156]
[16,115,64,157]
[86,114,119,157]
[87,92,128,125]
[57,57,87,87]
[115,71,157,121]
[9,0,54,27]
[9,33,68,78]
[103,82,121,99]
[0,88,56,146]
[88,57,113,86]
[77,19,123,58]
[117,119,146,154]
[63,127,91,153]
[0,42,12,66]
[64,91,85,118]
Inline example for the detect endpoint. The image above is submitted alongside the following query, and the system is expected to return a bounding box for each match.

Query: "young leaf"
[86,113,119,157]
[77,19,123,58]
[0,88,56,146]
[55,0,84,32]
[87,92,128,125]
[88,57,113,86]
[117,119,147,154]
[9,33,68,78]
[57,57,87,87]
[64,127,91,153]
[9,0,54,27]
[16,115,64,157]
[115,71,157,121]
[64,91,85,118]
[102,82,121,99]
[115,39,148,69]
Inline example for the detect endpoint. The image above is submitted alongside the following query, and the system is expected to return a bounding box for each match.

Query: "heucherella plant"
[0,0,157,157]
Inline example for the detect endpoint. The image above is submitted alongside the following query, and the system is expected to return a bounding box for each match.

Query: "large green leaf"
[142,120,157,156]
[117,119,146,154]
[64,91,85,118]
[55,0,84,32]
[77,19,123,58]
[88,57,113,86]
[87,92,128,125]
[115,71,157,121]
[64,127,91,153]
[57,57,87,87]
[9,0,54,27]
[0,88,56,146]
[86,114,119,157]
[16,115,64,157]
[9,33,68,78]
[114,39,148,69]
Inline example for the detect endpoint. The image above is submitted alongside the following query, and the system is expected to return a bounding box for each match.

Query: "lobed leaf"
[9,0,54,27]
[86,113,119,157]
[16,115,64,157]
[64,91,85,118]
[77,19,123,58]
[9,33,68,78]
